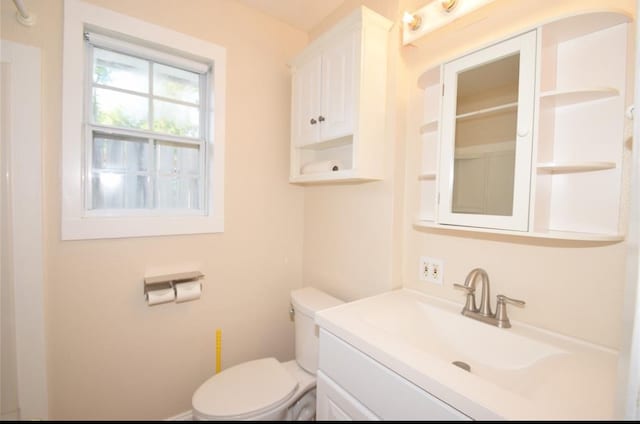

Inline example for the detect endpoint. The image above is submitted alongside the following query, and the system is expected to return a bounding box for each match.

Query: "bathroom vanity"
[315,289,618,420]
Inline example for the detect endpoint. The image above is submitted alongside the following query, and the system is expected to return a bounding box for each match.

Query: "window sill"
[62,214,223,240]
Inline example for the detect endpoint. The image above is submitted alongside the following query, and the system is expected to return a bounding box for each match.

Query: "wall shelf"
[418,172,436,180]
[290,170,378,184]
[419,120,438,134]
[414,220,624,242]
[536,161,616,173]
[540,87,619,107]
[296,136,353,151]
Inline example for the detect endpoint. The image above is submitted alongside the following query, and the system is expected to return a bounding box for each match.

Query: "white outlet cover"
[419,256,443,285]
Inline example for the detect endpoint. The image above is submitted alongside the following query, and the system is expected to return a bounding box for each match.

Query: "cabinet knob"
[310,118,317,125]
[318,115,325,122]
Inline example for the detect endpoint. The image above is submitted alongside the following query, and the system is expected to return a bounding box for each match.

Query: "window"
[62,0,226,240]
[86,33,208,214]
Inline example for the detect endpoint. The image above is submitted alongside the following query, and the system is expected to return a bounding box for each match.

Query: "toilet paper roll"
[175,281,202,303]
[146,287,175,306]
[300,160,344,175]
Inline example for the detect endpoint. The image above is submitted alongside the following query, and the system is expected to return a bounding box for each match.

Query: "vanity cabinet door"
[316,370,379,420]
[438,30,537,231]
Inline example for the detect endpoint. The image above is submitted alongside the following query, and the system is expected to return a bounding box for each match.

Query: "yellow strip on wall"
[215,328,222,374]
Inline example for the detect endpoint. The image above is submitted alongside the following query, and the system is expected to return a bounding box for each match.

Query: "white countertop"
[315,288,619,420]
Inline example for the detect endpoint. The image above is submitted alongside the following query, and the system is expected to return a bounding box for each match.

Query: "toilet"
[192,287,343,420]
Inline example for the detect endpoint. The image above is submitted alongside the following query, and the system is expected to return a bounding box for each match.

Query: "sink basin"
[315,288,619,420]
[363,298,567,370]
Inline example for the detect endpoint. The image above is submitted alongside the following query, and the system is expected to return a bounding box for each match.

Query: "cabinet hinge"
[437,192,440,204]
[442,84,444,96]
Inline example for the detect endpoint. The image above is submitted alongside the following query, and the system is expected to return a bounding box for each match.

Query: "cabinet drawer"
[319,329,470,421]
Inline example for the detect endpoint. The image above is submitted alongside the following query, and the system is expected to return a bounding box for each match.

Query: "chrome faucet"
[453,268,525,328]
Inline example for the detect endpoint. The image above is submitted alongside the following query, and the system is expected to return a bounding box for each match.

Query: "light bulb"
[402,11,422,31]
[441,0,458,12]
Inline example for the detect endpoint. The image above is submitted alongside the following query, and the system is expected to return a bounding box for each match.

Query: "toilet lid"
[192,357,298,419]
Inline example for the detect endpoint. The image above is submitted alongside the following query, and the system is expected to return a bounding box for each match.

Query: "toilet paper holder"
[143,271,204,296]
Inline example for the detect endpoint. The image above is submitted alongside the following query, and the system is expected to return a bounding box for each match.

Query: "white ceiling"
[236,0,346,32]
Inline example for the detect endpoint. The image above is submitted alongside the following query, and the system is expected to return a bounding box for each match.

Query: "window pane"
[93,47,149,93]
[157,176,200,209]
[91,172,150,210]
[91,172,124,209]
[94,88,149,130]
[153,100,199,137]
[156,141,200,175]
[181,177,200,209]
[93,135,150,172]
[153,63,200,104]
[125,175,151,209]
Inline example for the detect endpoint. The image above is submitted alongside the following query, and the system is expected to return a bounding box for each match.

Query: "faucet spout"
[464,268,492,317]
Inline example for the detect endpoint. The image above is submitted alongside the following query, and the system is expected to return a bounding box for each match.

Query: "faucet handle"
[453,283,474,294]
[497,294,525,307]
[495,294,525,328]
[454,283,477,313]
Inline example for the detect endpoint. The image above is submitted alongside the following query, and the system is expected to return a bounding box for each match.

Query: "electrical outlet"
[419,256,444,285]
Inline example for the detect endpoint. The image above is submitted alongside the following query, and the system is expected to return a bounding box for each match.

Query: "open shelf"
[414,220,624,242]
[296,136,352,151]
[418,172,436,180]
[540,87,619,107]
[536,161,616,173]
[419,120,438,134]
[456,102,517,122]
[542,11,631,46]
[290,169,378,184]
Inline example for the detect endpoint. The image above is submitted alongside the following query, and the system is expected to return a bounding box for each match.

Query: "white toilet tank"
[290,287,343,374]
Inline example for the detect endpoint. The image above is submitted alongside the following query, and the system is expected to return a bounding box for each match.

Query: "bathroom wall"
[401,0,635,349]
[0,0,307,419]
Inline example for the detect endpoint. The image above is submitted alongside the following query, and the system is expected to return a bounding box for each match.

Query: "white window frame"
[62,0,225,240]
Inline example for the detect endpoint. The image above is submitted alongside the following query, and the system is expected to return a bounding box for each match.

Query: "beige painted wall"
[1,0,307,419]
[401,0,635,349]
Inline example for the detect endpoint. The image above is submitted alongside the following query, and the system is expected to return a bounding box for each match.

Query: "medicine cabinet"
[289,7,392,184]
[415,11,632,241]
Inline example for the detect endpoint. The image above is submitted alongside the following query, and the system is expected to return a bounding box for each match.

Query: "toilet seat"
[192,357,298,420]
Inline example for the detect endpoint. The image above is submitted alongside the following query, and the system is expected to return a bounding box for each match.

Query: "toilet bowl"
[192,287,343,421]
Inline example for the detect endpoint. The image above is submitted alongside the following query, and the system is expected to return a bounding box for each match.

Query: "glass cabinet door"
[438,31,537,231]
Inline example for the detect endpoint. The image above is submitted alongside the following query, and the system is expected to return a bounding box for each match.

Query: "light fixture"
[402,0,496,45]
[403,11,422,31]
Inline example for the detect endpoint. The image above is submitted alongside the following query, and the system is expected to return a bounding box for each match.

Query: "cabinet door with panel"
[292,55,322,146]
[319,30,356,141]
[316,370,379,420]
[292,32,355,148]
